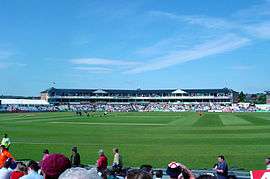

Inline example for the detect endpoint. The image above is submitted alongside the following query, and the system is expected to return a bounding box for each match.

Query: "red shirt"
[10,171,25,179]
[97,154,108,171]
[0,149,13,168]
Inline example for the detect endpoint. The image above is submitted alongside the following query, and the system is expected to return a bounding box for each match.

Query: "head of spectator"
[41,154,71,179]
[3,134,8,138]
[265,157,270,169]
[265,158,270,165]
[43,149,49,155]
[218,155,225,163]
[155,170,163,179]
[10,162,27,179]
[42,149,50,160]
[59,167,91,179]
[3,159,12,169]
[16,162,27,172]
[99,149,105,156]
[0,145,6,152]
[27,160,40,173]
[140,164,153,176]
[166,162,182,179]
[71,146,78,153]
[113,148,119,154]
[126,169,152,179]
[197,174,217,179]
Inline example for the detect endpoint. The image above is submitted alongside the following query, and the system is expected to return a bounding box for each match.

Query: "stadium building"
[266,91,270,104]
[40,87,238,105]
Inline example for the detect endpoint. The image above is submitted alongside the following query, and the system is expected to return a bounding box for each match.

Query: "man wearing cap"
[97,149,108,173]
[214,155,228,179]
[1,134,11,150]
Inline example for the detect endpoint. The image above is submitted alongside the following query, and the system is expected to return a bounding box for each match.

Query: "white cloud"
[244,22,270,39]
[74,66,112,74]
[149,11,237,29]
[70,58,140,66]
[70,1,269,75]
[149,3,270,40]
[126,34,250,74]
[135,37,190,57]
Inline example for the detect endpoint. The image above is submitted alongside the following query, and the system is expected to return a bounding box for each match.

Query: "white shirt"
[267,164,270,170]
[1,137,11,148]
[0,167,11,179]
[20,170,43,179]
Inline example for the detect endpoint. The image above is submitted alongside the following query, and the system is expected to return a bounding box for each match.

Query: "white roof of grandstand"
[92,89,107,94]
[0,99,49,105]
[172,89,186,94]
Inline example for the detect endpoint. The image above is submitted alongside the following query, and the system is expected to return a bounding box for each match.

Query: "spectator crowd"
[1,103,270,113]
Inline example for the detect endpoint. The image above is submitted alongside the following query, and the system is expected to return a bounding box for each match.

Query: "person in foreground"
[126,169,152,179]
[166,162,195,179]
[0,145,14,168]
[0,159,12,179]
[70,146,81,167]
[213,155,228,179]
[20,160,43,179]
[10,162,27,179]
[97,149,108,174]
[265,157,270,170]
[112,148,123,173]
[41,153,71,179]
[59,167,92,179]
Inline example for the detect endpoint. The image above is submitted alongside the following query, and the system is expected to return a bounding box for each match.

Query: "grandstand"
[266,91,270,104]
[40,87,238,105]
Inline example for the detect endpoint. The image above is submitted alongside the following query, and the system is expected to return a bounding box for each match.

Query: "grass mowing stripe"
[219,114,251,125]
[168,113,200,126]
[256,115,270,121]
[2,112,270,170]
[193,113,223,127]
[236,114,270,125]
[49,121,166,126]
[0,115,81,123]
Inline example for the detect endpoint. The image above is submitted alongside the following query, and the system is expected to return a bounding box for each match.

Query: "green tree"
[256,94,266,104]
[238,91,246,102]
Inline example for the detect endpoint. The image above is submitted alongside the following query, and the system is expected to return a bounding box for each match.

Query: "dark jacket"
[70,152,81,167]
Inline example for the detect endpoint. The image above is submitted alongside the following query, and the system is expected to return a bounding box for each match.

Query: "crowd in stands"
[0,105,57,113]
[1,103,270,113]
[0,145,230,179]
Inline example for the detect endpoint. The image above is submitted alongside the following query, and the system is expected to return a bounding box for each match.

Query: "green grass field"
[0,112,270,171]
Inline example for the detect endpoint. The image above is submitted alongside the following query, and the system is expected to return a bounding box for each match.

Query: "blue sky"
[1,0,270,96]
